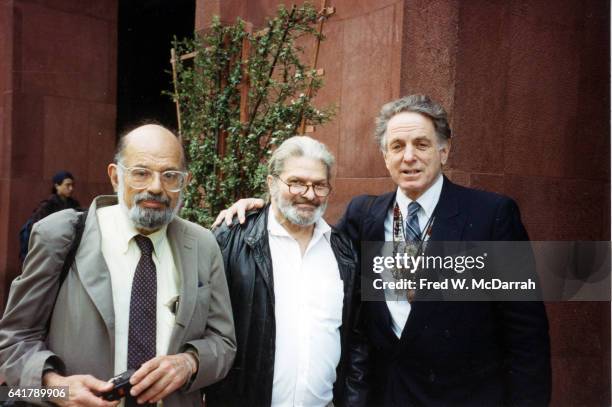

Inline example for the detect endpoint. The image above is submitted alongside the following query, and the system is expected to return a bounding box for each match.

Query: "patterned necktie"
[127,235,157,407]
[405,201,422,241]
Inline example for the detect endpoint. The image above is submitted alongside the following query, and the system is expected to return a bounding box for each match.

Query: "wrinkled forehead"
[386,111,436,141]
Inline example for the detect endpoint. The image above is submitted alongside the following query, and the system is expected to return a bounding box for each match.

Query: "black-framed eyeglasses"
[117,163,188,192]
[275,176,332,197]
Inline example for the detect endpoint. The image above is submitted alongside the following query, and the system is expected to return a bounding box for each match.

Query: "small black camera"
[101,369,136,401]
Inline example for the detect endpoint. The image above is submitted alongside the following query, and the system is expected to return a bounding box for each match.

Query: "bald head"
[114,124,186,169]
[108,123,189,233]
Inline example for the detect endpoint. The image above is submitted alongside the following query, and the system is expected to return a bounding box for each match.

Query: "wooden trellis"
[169,0,335,141]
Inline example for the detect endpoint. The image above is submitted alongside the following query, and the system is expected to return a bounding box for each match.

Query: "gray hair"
[268,135,335,180]
[374,94,451,151]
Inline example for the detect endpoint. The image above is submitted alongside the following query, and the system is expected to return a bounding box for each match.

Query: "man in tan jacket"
[0,124,236,406]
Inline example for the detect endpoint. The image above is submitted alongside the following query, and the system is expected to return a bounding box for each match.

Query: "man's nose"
[148,172,163,193]
[303,185,317,200]
[403,145,416,162]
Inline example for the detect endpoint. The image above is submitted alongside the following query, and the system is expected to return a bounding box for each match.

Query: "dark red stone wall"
[196,0,404,220]
[446,2,610,405]
[197,0,610,405]
[0,0,117,305]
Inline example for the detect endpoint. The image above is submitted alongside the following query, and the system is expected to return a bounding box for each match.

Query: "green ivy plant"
[171,3,334,226]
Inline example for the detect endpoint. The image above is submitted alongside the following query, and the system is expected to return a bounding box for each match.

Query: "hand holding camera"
[100,369,136,401]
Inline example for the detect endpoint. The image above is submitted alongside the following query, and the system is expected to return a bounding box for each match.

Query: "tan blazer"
[0,195,236,406]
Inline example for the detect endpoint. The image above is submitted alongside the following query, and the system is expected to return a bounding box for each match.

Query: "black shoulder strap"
[59,209,88,285]
[46,209,88,334]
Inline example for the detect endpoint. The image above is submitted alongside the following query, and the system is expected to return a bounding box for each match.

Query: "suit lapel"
[400,177,466,344]
[361,193,395,328]
[167,219,198,353]
[429,176,464,241]
[74,197,116,353]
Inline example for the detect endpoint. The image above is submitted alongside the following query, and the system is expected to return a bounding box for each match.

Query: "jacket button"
[429,370,436,383]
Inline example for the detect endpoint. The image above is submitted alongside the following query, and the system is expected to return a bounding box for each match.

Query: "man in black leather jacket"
[208,136,368,407]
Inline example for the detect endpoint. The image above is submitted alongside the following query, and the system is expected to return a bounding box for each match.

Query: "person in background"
[19,171,81,262]
[35,171,81,219]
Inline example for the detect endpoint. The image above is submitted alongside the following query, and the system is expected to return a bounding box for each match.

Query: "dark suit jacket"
[337,176,551,407]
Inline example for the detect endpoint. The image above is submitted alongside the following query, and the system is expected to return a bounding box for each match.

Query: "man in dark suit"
[215,94,551,406]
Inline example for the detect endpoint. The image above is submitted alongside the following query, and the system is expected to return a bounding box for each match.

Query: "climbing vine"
[171,3,334,225]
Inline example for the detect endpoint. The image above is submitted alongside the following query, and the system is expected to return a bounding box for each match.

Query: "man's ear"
[266,175,275,191]
[108,164,119,192]
[440,139,452,166]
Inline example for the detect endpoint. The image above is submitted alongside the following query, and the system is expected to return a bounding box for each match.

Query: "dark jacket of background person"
[31,194,80,225]
[337,176,551,407]
[19,191,80,263]
[32,171,80,224]
[208,207,369,407]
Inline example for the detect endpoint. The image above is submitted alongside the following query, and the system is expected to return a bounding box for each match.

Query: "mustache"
[291,196,320,205]
[134,192,170,207]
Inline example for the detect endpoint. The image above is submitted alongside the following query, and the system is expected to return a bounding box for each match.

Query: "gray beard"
[117,178,182,231]
[272,188,327,226]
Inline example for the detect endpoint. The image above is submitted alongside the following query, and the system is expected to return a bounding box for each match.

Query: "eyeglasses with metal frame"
[275,176,332,197]
[117,163,188,192]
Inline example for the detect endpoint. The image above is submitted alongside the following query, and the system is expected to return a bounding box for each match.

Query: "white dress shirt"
[268,208,344,407]
[383,174,444,338]
[97,204,181,376]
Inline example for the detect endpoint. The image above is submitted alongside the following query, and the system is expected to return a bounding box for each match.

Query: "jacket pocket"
[189,282,211,338]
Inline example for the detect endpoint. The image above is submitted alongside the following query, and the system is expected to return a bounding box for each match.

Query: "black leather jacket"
[207,207,368,407]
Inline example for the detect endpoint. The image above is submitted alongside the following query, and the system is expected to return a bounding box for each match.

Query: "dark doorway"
[117,0,195,134]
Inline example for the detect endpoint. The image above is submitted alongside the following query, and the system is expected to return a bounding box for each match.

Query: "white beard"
[271,185,327,226]
[117,175,182,231]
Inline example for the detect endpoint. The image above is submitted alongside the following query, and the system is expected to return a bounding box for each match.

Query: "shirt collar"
[314,216,332,242]
[114,204,168,255]
[395,173,444,220]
